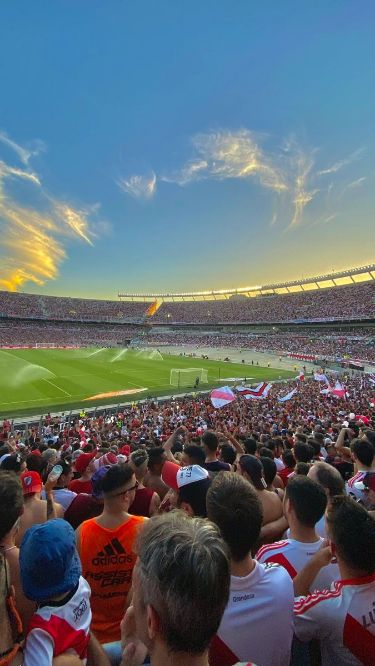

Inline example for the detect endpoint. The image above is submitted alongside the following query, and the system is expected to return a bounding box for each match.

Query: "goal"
[170,368,208,388]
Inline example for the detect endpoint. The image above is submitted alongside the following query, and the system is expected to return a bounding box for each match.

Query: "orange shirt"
[78,515,145,643]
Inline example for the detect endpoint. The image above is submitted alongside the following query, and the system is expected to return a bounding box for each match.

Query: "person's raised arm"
[293,544,334,597]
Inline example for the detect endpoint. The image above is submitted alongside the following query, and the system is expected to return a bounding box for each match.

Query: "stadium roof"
[118,264,375,302]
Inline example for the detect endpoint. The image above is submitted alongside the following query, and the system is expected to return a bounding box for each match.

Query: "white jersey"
[346,471,368,502]
[209,561,294,666]
[256,537,340,592]
[24,576,91,666]
[294,573,375,666]
[41,487,77,512]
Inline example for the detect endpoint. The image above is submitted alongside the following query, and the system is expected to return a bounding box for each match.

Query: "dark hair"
[294,442,313,463]
[183,444,205,466]
[295,462,310,476]
[26,454,45,474]
[282,449,295,468]
[294,433,307,444]
[0,453,23,473]
[202,431,219,452]
[351,439,374,468]
[207,472,263,560]
[0,445,10,458]
[312,461,345,497]
[285,477,327,528]
[101,463,134,494]
[239,455,265,490]
[0,472,23,540]
[364,430,375,448]
[178,478,211,517]
[258,447,274,459]
[260,457,277,486]
[220,444,236,465]
[243,438,257,455]
[327,496,375,575]
[147,447,165,470]
[308,439,321,457]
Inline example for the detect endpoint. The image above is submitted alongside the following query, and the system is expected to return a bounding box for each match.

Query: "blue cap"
[20,519,81,602]
[92,465,110,499]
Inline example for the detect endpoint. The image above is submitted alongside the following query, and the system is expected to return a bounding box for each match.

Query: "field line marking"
[42,379,71,397]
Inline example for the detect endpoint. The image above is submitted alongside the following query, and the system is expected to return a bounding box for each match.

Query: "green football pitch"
[0,347,295,418]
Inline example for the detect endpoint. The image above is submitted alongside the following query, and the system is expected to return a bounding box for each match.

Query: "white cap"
[176,465,209,489]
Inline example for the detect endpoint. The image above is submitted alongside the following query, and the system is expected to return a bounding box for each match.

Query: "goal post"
[170,368,208,388]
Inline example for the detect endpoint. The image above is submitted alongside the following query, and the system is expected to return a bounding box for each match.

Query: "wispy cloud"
[117,172,156,199]
[342,176,367,192]
[162,130,288,192]
[317,148,364,176]
[0,131,98,291]
[119,128,367,232]
[0,131,45,166]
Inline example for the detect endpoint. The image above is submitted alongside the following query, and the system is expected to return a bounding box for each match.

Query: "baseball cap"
[92,466,110,499]
[74,452,96,474]
[20,519,81,602]
[92,451,118,471]
[162,461,209,491]
[21,471,42,495]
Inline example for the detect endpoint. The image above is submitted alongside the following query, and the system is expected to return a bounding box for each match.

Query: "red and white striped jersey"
[346,471,368,502]
[24,577,91,666]
[294,573,375,666]
[256,537,340,592]
[209,561,294,666]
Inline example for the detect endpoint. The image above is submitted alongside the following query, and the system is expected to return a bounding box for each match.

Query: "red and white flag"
[331,381,347,398]
[320,386,332,395]
[237,382,272,400]
[210,386,236,409]
[295,371,305,381]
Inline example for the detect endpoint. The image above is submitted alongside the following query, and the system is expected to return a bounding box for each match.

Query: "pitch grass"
[0,347,295,419]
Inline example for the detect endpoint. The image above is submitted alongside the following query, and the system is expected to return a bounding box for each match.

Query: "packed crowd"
[146,329,375,362]
[1,281,374,329]
[0,372,374,665]
[0,320,144,347]
[0,292,148,323]
[153,282,375,324]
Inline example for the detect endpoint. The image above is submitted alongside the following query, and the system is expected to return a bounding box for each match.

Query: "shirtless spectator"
[238,455,283,530]
[16,471,63,546]
[144,447,169,500]
[41,460,76,512]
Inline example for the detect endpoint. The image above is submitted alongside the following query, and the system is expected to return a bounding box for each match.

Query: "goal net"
[170,368,208,388]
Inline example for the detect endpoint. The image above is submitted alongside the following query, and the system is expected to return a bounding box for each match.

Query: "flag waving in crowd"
[278,387,298,403]
[210,386,236,409]
[237,382,272,400]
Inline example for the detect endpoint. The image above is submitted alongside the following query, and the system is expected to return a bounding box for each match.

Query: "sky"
[0,0,374,299]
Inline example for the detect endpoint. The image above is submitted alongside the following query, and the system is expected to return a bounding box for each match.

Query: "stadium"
[0,263,373,418]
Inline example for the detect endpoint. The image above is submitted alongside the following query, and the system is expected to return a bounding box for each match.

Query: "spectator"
[64,467,109,530]
[294,495,375,665]
[278,449,296,487]
[69,452,96,495]
[128,450,160,517]
[16,471,64,547]
[256,476,340,591]
[144,448,168,500]
[207,472,294,666]
[76,464,145,657]
[346,438,375,502]
[162,462,211,518]
[238,455,283,528]
[202,431,231,474]
[308,461,345,537]
[20,519,92,665]
[0,471,36,633]
[181,444,206,467]
[41,460,76,512]
[119,512,231,666]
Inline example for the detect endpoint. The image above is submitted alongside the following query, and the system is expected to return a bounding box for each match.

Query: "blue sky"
[0,0,374,297]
